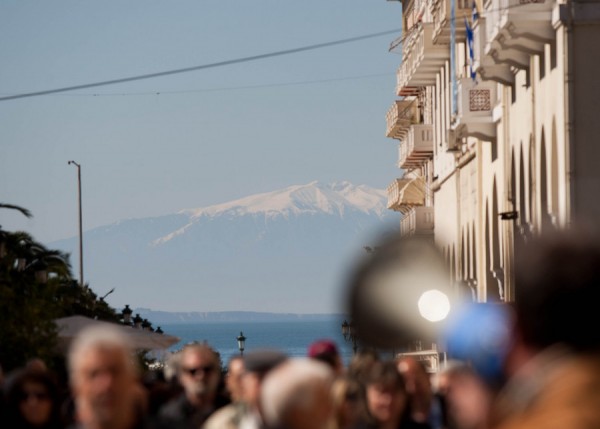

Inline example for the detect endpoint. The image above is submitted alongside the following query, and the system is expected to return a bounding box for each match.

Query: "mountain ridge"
[51,181,397,313]
[134,308,345,325]
[180,181,387,219]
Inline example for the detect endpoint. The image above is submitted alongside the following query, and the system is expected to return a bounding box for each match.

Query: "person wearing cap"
[307,339,345,376]
[203,349,287,429]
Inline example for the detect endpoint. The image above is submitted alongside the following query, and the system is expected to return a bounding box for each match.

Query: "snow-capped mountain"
[155,181,388,246]
[51,181,397,314]
[185,181,387,218]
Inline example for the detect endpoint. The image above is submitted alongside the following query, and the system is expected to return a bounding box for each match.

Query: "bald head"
[261,358,334,429]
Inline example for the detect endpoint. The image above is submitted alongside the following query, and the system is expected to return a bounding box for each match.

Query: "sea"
[161,319,360,366]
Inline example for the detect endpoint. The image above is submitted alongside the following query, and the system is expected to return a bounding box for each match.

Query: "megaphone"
[346,235,456,350]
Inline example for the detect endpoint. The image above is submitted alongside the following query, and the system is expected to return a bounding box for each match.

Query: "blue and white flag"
[465,16,476,80]
[472,0,480,22]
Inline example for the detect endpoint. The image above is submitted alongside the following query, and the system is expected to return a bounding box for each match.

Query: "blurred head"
[397,356,433,423]
[331,375,365,429]
[360,360,408,426]
[178,344,221,404]
[241,349,287,407]
[25,358,48,373]
[69,325,139,429]
[260,358,334,429]
[5,368,59,428]
[308,339,344,375]
[514,229,600,353]
[437,363,492,429]
[225,355,245,403]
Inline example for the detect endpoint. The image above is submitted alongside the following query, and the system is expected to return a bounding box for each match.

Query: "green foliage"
[0,231,65,370]
[0,206,121,371]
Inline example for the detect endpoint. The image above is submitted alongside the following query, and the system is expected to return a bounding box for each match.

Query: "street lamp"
[341,320,358,354]
[122,304,133,325]
[237,331,247,356]
[68,160,84,288]
[133,313,143,329]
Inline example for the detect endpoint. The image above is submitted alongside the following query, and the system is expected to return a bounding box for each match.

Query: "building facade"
[385,0,600,303]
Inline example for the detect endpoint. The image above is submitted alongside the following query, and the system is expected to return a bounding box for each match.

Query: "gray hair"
[68,324,137,382]
[260,358,334,428]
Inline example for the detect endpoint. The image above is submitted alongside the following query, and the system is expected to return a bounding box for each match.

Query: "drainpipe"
[563,0,575,227]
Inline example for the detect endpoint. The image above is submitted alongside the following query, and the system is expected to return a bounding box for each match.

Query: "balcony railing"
[399,124,434,170]
[432,0,471,43]
[386,99,420,140]
[387,177,427,214]
[483,0,555,69]
[395,23,450,96]
[400,206,435,237]
[451,77,497,140]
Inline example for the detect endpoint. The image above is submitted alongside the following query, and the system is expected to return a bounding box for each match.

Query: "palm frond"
[0,203,33,218]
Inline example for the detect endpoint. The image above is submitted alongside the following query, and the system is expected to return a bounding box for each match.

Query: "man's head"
[260,358,334,429]
[241,349,287,407]
[68,325,139,429]
[514,229,600,353]
[178,344,221,405]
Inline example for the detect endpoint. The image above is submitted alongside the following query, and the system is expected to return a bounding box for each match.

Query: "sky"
[1,1,403,246]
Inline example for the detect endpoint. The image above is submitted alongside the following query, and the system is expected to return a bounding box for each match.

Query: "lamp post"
[122,305,133,325]
[68,160,84,288]
[341,320,358,354]
[237,331,246,356]
[133,313,143,329]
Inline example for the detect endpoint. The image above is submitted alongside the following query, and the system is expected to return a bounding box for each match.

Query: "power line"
[18,72,394,98]
[0,28,401,102]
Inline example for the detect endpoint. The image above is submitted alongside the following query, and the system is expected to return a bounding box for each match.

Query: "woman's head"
[360,360,408,426]
[331,375,364,429]
[5,368,60,428]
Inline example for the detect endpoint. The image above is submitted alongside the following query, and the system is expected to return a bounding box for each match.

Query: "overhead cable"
[0,28,401,102]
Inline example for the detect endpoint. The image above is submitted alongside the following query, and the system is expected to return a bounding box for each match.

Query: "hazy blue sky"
[1,1,403,244]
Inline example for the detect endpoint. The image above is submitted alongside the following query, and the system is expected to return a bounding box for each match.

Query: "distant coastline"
[135,308,345,325]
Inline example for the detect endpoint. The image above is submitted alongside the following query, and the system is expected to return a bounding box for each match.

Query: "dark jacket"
[158,393,228,429]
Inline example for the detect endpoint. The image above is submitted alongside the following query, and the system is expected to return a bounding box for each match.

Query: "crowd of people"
[0,329,482,429]
[2,230,600,429]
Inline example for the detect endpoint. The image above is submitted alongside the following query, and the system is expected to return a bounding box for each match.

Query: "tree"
[0,229,71,370]
[0,204,159,372]
[0,205,120,371]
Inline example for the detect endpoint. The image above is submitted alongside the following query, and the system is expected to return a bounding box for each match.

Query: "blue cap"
[442,303,512,384]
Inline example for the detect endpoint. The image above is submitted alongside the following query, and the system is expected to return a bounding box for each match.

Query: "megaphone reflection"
[346,235,457,350]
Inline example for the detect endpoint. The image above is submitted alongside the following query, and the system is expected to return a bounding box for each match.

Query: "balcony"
[394,23,450,96]
[387,176,427,214]
[451,77,497,140]
[483,0,555,69]
[399,124,434,170]
[386,99,420,140]
[432,0,471,44]
[401,207,435,237]
[473,17,514,85]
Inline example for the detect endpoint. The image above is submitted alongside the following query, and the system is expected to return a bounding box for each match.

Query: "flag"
[465,16,476,80]
[472,0,480,22]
